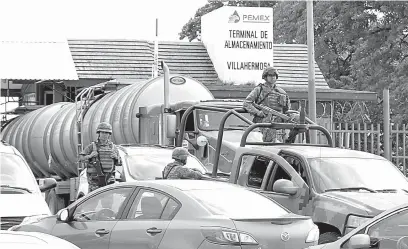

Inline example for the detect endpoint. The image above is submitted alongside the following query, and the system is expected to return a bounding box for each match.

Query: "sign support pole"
[307,0,317,143]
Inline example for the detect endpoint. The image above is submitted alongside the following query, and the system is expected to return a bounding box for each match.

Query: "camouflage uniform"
[163,147,203,180]
[81,140,121,192]
[80,122,122,193]
[163,161,203,180]
[244,79,291,142]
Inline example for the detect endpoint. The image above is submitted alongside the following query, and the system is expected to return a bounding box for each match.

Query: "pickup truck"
[207,120,408,244]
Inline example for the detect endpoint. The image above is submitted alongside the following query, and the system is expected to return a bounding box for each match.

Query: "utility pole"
[153,18,159,78]
[307,0,317,143]
[383,88,390,160]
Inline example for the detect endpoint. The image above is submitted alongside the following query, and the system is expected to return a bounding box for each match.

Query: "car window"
[0,153,39,193]
[127,189,179,220]
[247,156,272,189]
[73,187,132,221]
[308,158,408,193]
[282,155,308,185]
[161,198,180,220]
[266,164,292,191]
[367,208,408,240]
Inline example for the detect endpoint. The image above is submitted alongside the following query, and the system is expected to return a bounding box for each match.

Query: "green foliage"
[180,1,408,124]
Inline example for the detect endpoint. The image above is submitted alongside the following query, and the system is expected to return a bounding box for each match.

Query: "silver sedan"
[11,180,320,249]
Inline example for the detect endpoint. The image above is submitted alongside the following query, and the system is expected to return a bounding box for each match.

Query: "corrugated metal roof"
[0,40,79,80]
[67,39,329,89]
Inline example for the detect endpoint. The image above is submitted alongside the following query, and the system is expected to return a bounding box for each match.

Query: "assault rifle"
[252,101,315,143]
[252,100,313,125]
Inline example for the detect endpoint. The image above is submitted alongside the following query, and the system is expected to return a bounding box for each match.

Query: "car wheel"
[319,232,340,244]
[45,189,65,214]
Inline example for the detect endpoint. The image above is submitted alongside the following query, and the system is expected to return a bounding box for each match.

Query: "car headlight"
[345,215,372,234]
[306,225,320,243]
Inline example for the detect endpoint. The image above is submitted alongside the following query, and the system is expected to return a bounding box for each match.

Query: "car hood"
[323,192,408,215]
[0,194,51,217]
[0,231,79,249]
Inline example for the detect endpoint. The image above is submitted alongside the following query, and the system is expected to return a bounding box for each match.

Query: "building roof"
[206,85,378,101]
[67,39,329,89]
[0,40,78,81]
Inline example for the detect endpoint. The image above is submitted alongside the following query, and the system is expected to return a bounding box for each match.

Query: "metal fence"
[316,122,408,177]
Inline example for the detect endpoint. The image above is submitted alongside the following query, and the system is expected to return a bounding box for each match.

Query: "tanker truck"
[1,62,264,212]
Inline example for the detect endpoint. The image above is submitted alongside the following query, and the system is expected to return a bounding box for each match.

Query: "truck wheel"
[45,189,65,215]
[319,232,341,244]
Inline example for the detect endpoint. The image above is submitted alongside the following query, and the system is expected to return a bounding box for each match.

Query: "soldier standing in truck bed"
[79,122,122,193]
[243,66,292,142]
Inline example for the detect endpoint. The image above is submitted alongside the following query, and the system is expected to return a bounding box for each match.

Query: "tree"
[180,1,408,124]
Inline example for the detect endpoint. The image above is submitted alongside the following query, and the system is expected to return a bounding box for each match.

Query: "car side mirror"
[197,136,208,159]
[397,236,408,249]
[39,178,57,192]
[272,179,299,195]
[57,208,70,223]
[166,114,177,138]
[349,234,371,249]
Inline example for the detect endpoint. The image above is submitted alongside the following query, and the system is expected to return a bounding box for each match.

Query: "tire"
[45,189,66,215]
[319,232,341,244]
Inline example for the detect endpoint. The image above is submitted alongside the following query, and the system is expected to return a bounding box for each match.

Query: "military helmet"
[262,66,279,80]
[172,147,189,161]
[96,122,112,134]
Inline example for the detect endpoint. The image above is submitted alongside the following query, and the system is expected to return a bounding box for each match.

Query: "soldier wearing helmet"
[162,147,204,180]
[243,66,292,142]
[79,122,122,193]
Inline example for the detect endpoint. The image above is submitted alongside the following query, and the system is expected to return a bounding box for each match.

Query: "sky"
[0,0,208,41]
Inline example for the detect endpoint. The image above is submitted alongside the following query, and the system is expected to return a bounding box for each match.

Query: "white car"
[0,141,56,230]
[76,145,210,199]
[0,230,79,249]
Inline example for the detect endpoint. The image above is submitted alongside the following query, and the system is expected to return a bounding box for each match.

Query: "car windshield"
[187,188,289,219]
[126,149,208,180]
[308,157,408,193]
[0,153,39,193]
[197,110,253,131]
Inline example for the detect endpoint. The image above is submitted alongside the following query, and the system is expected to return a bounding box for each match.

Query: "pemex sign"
[201,6,273,84]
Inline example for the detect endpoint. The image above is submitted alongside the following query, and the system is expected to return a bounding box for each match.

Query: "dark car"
[11,180,320,249]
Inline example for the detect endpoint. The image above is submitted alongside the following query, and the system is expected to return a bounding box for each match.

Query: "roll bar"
[212,109,254,177]
[176,105,245,147]
[239,122,334,147]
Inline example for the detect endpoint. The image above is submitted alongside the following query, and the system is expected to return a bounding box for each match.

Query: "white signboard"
[201,6,273,84]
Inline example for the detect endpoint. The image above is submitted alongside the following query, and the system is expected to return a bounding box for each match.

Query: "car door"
[109,188,179,249]
[365,208,408,249]
[231,148,309,213]
[259,154,310,214]
[51,186,134,249]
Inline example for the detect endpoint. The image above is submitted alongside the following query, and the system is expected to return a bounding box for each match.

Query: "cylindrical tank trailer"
[1,74,214,180]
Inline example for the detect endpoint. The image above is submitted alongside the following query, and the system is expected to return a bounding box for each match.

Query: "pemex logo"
[228,10,240,23]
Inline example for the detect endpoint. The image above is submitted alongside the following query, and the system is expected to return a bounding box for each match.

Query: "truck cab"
[138,100,263,173]
[216,121,408,244]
